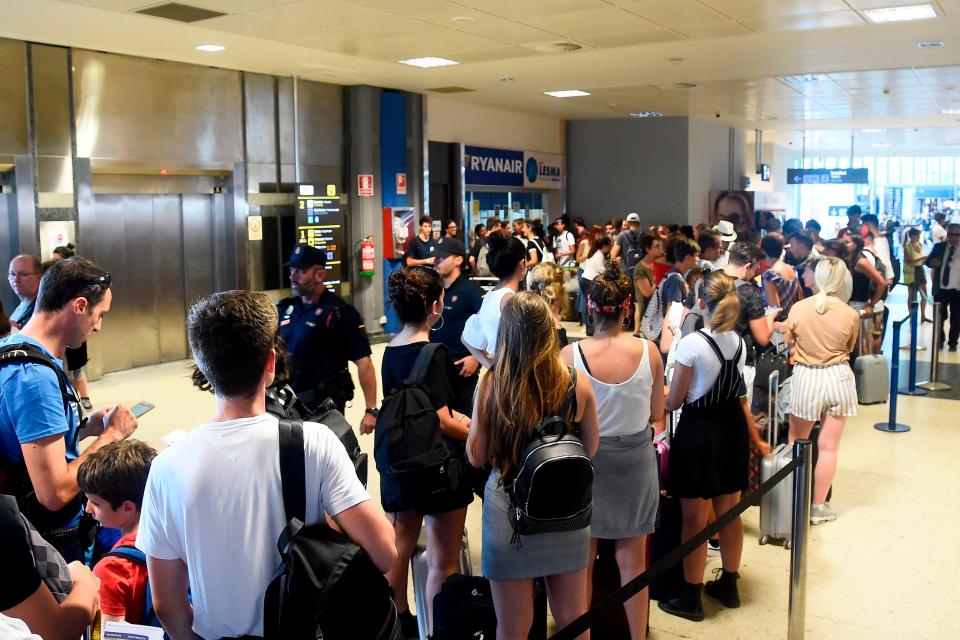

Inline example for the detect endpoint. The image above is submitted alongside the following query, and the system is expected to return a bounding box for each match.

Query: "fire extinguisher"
[360,237,375,277]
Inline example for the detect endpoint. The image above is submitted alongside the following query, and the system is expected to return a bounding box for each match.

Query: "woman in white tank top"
[561,264,665,639]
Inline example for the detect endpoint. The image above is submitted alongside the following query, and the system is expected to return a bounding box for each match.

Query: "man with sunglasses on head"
[278,245,378,435]
[928,223,960,352]
[0,257,138,561]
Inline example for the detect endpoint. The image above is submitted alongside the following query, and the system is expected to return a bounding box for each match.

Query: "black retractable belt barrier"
[550,453,806,640]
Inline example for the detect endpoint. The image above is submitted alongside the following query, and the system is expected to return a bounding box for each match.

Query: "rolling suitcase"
[759,371,793,548]
[854,316,888,405]
[590,538,630,639]
[649,382,685,602]
[412,528,473,639]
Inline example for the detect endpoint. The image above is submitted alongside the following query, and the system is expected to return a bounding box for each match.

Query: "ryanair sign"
[464,145,563,190]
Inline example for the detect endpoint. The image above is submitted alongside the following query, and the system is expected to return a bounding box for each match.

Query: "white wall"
[425,95,565,154]
[687,118,739,225]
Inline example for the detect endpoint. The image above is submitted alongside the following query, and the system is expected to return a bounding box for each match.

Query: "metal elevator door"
[88,194,215,373]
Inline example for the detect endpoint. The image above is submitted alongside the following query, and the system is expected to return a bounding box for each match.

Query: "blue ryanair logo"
[526,157,539,184]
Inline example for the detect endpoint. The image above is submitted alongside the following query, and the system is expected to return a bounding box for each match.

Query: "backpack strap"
[278,419,307,525]
[102,545,146,564]
[404,343,443,387]
[536,369,579,436]
[0,344,80,419]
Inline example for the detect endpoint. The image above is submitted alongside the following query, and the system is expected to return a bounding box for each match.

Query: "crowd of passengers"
[1,204,958,640]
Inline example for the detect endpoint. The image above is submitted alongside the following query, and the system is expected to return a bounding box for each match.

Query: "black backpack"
[509,370,593,540]
[0,343,86,533]
[622,230,643,275]
[262,419,400,640]
[374,343,462,514]
[265,385,368,487]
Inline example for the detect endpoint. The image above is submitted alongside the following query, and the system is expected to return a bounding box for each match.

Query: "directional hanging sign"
[787,168,869,185]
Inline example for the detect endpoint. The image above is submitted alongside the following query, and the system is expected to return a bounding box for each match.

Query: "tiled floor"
[88,304,960,639]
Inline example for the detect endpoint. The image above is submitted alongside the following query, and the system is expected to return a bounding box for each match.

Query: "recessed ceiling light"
[500,77,514,83]
[450,16,475,23]
[918,40,944,48]
[195,44,225,52]
[668,57,684,63]
[864,4,937,23]
[943,108,960,115]
[398,57,460,68]
[544,89,590,98]
[871,143,893,148]
[630,111,665,118]
[860,128,886,133]
[778,74,827,85]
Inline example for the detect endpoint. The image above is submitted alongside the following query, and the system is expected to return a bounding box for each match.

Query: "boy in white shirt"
[138,291,396,640]
[552,217,576,266]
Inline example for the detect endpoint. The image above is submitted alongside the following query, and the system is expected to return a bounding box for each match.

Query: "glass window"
[852,157,863,169]
[863,157,875,183]
[876,156,887,185]
[889,157,901,185]
[941,157,954,184]
[825,156,838,169]
[812,157,824,169]
[901,157,914,184]
[803,157,812,169]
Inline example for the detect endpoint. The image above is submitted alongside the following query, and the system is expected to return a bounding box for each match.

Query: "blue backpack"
[101,545,191,635]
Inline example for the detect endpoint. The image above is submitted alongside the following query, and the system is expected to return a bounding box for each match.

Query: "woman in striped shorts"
[779,257,860,524]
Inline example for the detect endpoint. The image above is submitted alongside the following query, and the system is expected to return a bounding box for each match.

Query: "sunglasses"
[85,273,111,287]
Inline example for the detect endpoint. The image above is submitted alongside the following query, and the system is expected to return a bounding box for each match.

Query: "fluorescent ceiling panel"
[398,56,460,68]
[863,4,938,23]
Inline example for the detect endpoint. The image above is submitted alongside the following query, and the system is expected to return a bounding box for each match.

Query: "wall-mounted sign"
[787,168,869,185]
[357,174,374,197]
[827,206,848,217]
[464,145,563,190]
[247,215,263,241]
[296,186,347,295]
[326,184,338,197]
[396,173,407,195]
[753,192,788,211]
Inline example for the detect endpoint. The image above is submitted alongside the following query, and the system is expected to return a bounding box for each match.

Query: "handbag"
[754,336,791,392]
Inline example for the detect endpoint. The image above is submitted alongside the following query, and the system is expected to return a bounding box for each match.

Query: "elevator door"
[88,194,215,373]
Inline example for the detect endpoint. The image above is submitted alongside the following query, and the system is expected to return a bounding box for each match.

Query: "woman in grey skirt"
[562,264,664,639]
[468,292,599,639]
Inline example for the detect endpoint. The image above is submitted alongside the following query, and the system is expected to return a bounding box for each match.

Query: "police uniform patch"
[451,295,458,303]
[280,319,291,327]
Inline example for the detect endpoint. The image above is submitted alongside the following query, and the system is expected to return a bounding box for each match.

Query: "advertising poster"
[709,190,755,233]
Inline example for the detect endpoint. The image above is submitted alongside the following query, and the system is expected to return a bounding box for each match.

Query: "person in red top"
[77,439,156,632]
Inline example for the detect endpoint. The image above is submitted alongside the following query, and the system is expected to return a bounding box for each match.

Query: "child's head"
[78,439,157,529]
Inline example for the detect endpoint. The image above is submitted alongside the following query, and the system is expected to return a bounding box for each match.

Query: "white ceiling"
[4,0,960,151]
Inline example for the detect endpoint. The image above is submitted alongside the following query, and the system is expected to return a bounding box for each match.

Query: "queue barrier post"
[875,309,912,433]
[918,302,952,392]
[788,439,813,640]
[899,303,927,396]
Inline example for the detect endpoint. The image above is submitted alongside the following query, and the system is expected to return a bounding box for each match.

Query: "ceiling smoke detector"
[521,40,593,54]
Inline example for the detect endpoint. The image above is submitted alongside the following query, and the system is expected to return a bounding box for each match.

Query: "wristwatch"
[365,407,380,418]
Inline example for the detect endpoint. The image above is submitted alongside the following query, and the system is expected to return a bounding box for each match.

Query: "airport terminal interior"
[3,0,960,638]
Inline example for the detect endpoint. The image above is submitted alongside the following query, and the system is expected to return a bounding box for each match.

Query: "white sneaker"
[707,539,721,556]
[810,502,838,525]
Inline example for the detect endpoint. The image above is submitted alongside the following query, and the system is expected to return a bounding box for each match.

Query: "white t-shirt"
[581,250,606,281]
[932,223,947,244]
[674,329,746,403]
[553,231,576,266]
[0,615,40,640]
[462,286,514,358]
[138,413,369,639]
[871,236,894,280]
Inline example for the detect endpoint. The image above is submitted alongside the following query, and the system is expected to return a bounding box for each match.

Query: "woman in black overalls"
[659,271,767,621]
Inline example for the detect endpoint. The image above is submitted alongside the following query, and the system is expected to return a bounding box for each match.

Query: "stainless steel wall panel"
[73,51,243,168]
[13,156,37,256]
[247,163,276,193]
[91,174,217,195]
[277,78,295,166]
[0,195,16,313]
[243,73,278,166]
[155,196,187,362]
[226,163,248,290]
[297,81,342,167]
[75,159,103,380]
[89,195,133,372]
[36,156,74,194]
[0,39,28,157]
[31,45,72,159]
[183,195,215,307]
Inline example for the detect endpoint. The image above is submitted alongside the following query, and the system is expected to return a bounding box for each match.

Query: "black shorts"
[65,342,89,372]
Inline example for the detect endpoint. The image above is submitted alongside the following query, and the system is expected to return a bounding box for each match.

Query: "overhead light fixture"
[195,44,225,52]
[630,111,665,118]
[860,128,886,133]
[942,108,960,115]
[864,4,937,23]
[871,143,893,148]
[544,89,590,98]
[450,16,475,23]
[778,74,826,85]
[918,40,944,48]
[398,57,460,68]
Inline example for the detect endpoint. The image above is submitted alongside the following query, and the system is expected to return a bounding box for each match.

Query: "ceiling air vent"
[136,3,225,22]
[427,87,475,94]
[520,40,594,54]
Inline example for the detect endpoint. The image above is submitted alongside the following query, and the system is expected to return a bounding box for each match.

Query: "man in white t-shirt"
[932,212,948,245]
[552,217,576,266]
[138,291,396,640]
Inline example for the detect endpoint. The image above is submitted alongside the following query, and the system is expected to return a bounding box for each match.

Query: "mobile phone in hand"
[130,401,155,418]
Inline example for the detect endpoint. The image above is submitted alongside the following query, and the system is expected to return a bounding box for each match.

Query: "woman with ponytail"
[560,263,663,638]
[380,266,474,636]
[779,256,860,525]
[469,292,599,640]
[659,270,769,623]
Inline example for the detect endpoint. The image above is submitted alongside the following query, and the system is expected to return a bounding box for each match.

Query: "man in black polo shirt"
[404,216,438,267]
[430,238,483,415]
[277,245,378,434]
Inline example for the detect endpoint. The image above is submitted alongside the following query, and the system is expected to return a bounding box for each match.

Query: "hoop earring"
[430,313,445,331]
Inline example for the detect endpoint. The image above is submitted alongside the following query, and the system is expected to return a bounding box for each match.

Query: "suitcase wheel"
[760,535,770,546]
[783,539,791,550]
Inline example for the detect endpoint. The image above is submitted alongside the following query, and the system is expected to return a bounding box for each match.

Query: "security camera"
[715,113,721,119]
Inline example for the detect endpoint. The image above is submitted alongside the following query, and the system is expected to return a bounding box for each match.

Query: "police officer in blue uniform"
[278,245,379,435]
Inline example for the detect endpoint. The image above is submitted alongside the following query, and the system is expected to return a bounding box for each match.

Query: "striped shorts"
[789,362,859,421]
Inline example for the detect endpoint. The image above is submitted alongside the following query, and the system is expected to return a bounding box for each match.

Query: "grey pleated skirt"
[481,469,590,581]
[591,430,659,539]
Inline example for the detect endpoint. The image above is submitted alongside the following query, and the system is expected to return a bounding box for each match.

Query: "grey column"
[12,155,37,256]
[75,157,103,380]
[406,92,425,217]
[346,85,384,336]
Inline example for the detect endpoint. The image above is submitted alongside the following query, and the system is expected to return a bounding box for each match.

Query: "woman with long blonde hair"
[780,256,860,525]
[528,262,572,347]
[660,270,768,622]
[468,293,599,640]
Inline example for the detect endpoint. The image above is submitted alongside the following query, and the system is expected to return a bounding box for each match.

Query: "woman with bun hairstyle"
[779,257,860,525]
[561,263,664,639]
[380,266,473,636]
[462,233,527,368]
[528,262,572,347]
[659,271,769,622]
[469,292,599,640]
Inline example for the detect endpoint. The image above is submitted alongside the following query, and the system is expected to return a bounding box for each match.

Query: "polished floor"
[88,304,960,639]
